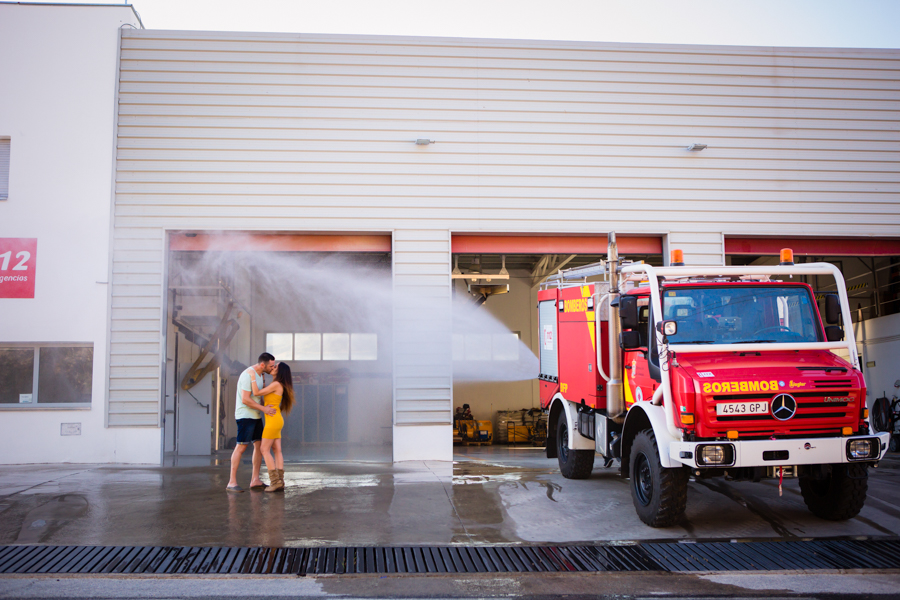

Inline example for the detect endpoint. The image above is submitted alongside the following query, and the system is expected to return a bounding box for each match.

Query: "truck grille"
[705,387,856,434]
[812,379,853,389]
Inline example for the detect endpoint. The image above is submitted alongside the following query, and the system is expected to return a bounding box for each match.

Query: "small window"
[464,334,492,361]
[0,138,9,200]
[266,332,376,361]
[452,333,520,361]
[351,333,378,360]
[0,344,92,406]
[322,333,350,361]
[294,333,321,361]
[491,333,519,361]
[265,333,293,361]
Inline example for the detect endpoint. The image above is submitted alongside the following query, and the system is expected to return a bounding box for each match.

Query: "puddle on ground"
[16,494,88,543]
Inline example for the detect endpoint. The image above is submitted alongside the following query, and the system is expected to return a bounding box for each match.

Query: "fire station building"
[1,2,899,465]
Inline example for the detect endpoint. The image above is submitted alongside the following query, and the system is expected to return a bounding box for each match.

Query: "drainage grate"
[1,540,899,576]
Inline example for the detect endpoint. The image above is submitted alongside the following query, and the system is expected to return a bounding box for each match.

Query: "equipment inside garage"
[162,233,393,463]
[450,236,662,447]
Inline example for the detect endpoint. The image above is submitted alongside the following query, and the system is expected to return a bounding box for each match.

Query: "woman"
[250,362,294,492]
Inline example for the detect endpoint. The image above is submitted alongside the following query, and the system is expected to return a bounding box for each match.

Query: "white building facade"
[2,4,898,464]
[0,4,153,464]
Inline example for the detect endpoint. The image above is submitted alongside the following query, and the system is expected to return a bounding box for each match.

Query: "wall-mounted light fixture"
[415,139,435,145]
[686,143,708,151]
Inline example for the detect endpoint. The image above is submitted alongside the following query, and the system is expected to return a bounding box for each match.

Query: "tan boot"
[265,469,284,492]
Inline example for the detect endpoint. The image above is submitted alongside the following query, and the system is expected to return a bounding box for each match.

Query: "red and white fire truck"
[539,235,889,527]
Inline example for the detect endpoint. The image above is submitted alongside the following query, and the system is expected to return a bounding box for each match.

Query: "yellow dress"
[262,392,283,439]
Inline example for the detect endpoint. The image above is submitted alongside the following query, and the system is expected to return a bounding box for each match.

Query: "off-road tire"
[629,429,688,527]
[799,463,868,520]
[556,412,594,479]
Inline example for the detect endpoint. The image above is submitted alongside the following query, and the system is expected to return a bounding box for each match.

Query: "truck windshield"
[662,285,822,344]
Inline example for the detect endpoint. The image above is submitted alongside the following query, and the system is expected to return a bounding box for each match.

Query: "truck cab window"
[662,285,822,344]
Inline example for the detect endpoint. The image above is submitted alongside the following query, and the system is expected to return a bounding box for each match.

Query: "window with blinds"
[0,138,9,200]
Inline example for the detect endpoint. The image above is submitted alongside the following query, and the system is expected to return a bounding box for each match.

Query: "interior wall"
[452,270,540,431]
[855,312,900,406]
[726,254,900,323]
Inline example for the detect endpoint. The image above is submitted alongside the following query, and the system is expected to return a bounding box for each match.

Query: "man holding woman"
[225,352,294,493]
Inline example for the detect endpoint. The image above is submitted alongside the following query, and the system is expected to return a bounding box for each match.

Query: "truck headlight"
[847,438,876,460]
[697,443,735,466]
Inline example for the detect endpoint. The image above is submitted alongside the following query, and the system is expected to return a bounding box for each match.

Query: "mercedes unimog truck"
[539,235,889,526]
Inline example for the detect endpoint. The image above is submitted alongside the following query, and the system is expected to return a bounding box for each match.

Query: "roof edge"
[0,2,143,29]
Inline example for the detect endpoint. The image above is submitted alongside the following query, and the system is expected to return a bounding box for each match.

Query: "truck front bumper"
[668,432,890,469]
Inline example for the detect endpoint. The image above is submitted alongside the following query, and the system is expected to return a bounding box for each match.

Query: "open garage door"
[449,234,662,455]
[164,233,393,463]
[725,236,900,401]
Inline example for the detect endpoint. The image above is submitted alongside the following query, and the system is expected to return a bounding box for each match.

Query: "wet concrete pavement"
[2,447,900,546]
[3,570,900,599]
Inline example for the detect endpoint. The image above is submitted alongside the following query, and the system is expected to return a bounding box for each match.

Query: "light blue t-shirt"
[235,369,264,420]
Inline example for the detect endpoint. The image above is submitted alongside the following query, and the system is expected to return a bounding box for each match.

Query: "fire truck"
[538,235,889,527]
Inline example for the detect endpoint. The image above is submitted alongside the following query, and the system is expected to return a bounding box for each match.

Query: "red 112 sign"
[0,239,37,298]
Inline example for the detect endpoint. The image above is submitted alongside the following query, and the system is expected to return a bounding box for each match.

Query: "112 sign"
[0,238,37,298]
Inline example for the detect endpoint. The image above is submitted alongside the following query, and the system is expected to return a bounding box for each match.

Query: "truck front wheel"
[799,463,868,520]
[556,411,594,479]
[629,429,688,527]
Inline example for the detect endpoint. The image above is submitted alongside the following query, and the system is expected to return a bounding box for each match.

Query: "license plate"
[716,401,769,416]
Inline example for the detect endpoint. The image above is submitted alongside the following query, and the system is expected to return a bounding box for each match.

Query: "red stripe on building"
[725,237,900,257]
[451,235,662,255]
[169,233,392,252]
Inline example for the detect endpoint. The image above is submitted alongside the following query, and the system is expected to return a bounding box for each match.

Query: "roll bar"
[619,262,861,439]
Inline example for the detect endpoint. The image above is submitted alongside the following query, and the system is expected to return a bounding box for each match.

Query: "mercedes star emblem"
[771,394,798,421]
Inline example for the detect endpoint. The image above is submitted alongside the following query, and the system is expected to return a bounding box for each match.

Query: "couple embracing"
[226,352,295,493]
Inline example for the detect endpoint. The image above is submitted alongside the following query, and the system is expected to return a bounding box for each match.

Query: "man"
[226,352,277,492]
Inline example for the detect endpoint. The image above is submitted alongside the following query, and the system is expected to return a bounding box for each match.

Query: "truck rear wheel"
[629,429,688,527]
[556,412,594,479]
[799,463,868,520]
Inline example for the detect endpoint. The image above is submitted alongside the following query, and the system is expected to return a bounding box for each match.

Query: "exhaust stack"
[606,233,625,422]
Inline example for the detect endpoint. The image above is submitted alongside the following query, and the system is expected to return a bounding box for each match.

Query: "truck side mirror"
[619,295,639,330]
[620,330,642,350]
[824,294,840,325]
[825,325,843,342]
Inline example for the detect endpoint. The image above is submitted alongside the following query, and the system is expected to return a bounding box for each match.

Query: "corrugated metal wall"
[110,30,900,427]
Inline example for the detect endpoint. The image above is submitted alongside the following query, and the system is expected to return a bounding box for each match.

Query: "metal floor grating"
[1,539,899,576]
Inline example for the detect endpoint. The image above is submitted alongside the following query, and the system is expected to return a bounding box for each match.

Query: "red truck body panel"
[538,284,609,411]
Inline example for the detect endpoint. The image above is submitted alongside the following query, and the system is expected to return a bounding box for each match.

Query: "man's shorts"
[236,418,264,445]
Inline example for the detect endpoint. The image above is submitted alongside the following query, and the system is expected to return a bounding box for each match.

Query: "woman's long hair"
[274,362,295,414]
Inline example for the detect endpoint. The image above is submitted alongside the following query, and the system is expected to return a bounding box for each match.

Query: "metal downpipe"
[606,233,625,423]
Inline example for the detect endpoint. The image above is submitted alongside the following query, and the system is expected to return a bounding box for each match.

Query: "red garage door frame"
[726,237,900,257]
[169,232,392,252]
[451,234,662,255]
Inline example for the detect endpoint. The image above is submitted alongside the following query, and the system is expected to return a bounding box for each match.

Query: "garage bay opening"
[163,233,393,464]
[450,235,662,458]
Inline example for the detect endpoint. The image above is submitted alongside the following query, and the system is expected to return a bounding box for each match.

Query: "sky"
[30,0,900,48]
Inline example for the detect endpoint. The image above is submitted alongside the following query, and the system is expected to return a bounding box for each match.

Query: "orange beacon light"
[780,248,794,265]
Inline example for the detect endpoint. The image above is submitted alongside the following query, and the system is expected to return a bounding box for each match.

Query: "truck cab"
[620,281,868,443]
